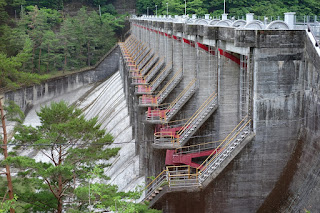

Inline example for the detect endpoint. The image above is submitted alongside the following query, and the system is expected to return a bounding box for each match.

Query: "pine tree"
[4,101,120,212]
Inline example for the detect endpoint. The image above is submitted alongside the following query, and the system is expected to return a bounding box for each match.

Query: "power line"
[1,110,320,148]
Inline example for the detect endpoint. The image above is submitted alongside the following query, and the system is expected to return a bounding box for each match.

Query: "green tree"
[4,101,120,212]
[0,37,48,89]
[70,167,160,212]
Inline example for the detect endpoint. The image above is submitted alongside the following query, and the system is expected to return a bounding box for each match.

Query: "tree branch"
[44,178,59,199]
[51,145,57,166]
[40,150,55,164]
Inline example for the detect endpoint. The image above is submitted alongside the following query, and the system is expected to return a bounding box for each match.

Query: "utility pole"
[0,98,15,213]
[184,0,187,16]
[155,5,157,16]
[166,2,168,16]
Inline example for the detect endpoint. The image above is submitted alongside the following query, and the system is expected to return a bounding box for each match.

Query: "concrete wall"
[4,46,120,112]
[126,18,320,212]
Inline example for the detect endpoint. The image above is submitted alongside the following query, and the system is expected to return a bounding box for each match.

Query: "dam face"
[2,14,320,213]
[121,16,320,212]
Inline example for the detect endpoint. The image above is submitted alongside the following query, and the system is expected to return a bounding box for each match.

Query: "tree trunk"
[38,47,41,73]
[32,45,35,72]
[64,42,67,74]
[57,197,63,213]
[47,44,50,73]
[57,145,63,213]
[87,42,90,66]
[0,100,15,213]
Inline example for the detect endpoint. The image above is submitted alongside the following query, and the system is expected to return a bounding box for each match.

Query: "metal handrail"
[138,70,182,104]
[126,41,141,56]
[145,58,165,83]
[138,51,155,70]
[133,45,148,62]
[177,92,217,136]
[307,24,319,48]
[149,62,173,88]
[175,140,223,155]
[144,119,252,200]
[140,55,159,76]
[145,79,196,122]
[125,40,140,55]
[131,44,146,59]
[144,169,168,200]
[132,58,164,83]
[198,117,250,172]
[136,49,151,66]
[167,78,196,110]
[135,48,149,64]
[155,69,183,98]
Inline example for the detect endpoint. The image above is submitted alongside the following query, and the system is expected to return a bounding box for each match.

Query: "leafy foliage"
[3,101,120,212]
[136,0,320,16]
[0,3,124,90]
[0,194,18,213]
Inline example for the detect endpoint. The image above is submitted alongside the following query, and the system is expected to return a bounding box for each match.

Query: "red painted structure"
[165,148,220,169]
[136,85,152,93]
[140,95,158,104]
[154,124,185,138]
[147,107,167,119]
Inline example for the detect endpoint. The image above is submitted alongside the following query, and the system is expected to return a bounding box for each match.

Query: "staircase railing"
[145,58,165,83]
[174,140,223,155]
[135,48,150,65]
[134,62,172,95]
[167,165,200,188]
[144,169,168,201]
[143,118,253,203]
[140,55,159,76]
[176,92,218,146]
[145,78,196,122]
[307,24,320,48]
[133,45,148,62]
[138,69,182,106]
[138,50,154,70]
[125,40,140,55]
[131,44,147,61]
[131,58,164,85]
[165,79,197,121]
[156,69,183,103]
[198,116,251,183]
[149,62,173,91]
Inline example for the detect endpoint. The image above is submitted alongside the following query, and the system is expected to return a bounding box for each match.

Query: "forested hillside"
[1,0,319,90]
[137,0,320,17]
[0,0,125,90]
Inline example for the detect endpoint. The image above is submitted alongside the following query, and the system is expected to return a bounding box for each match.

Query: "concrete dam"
[119,13,320,212]
[2,13,320,212]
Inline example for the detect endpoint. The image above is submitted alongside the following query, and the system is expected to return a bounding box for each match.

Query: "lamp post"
[166,2,168,16]
[184,0,187,16]
[147,7,149,16]
[224,0,226,14]
[155,5,157,16]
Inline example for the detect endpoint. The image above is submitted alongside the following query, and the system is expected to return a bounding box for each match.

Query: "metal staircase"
[145,79,197,123]
[135,62,173,95]
[198,117,252,185]
[138,50,154,70]
[165,140,222,169]
[131,58,165,85]
[133,45,148,62]
[140,55,160,76]
[138,69,183,107]
[153,92,218,148]
[143,117,254,205]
